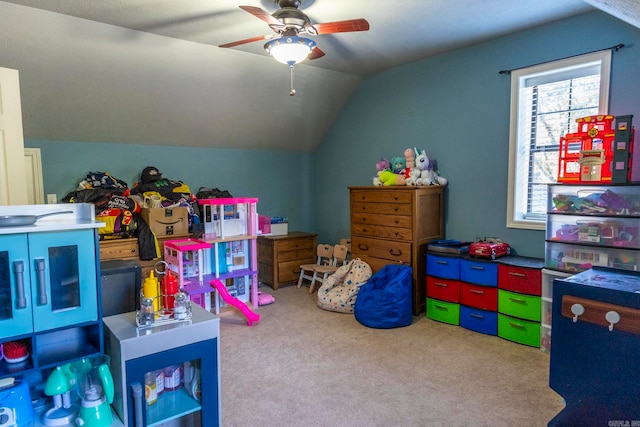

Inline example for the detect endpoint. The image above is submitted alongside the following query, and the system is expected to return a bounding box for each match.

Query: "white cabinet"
[543,183,640,351]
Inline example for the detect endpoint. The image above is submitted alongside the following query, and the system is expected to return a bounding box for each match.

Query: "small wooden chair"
[308,244,350,294]
[297,244,333,290]
[340,238,352,260]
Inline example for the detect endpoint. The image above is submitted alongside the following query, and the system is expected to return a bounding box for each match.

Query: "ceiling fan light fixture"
[264,36,316,65]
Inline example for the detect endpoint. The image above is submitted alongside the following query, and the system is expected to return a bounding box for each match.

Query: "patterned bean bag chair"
[317,258,372,313]
[354,264,413,328]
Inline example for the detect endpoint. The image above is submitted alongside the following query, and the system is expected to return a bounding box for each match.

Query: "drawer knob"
[435,282,448,288]
[508,272,526,278]
[389,249,402,256]
[470,289,485,295]
[358,244,369,250]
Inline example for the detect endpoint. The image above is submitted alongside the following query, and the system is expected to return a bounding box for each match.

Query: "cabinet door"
[125,340,219,426]
[28,230,98,332]
[0,233,33,339]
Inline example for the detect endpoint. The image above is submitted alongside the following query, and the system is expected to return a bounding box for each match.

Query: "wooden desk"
[257,232,317,290]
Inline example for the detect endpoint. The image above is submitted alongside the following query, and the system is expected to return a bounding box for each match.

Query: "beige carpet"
[219,284,564,427]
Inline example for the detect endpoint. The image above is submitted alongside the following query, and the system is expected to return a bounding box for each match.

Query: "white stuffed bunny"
[414,148,448,186]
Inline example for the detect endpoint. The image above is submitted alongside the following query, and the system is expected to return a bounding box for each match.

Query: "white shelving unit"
[543,183,640,352]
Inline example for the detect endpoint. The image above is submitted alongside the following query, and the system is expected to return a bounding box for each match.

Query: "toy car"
[469,238,511,260]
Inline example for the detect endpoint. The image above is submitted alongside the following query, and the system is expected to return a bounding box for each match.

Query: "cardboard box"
[141,207,189,236]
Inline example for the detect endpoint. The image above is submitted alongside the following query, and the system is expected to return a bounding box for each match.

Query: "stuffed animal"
[404,167,421,186]
[390,157,406,174]
[377,170,406,186]
[373,157,391,185]
[414,148,448,186]
[376,158,390,172]
[404,148,415,169]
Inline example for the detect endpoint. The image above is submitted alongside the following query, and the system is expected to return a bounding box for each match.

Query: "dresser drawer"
[460,306,498,335]
[99,238,139,261]
[426,276,461,303]
[350,212,412,228]
[427,254,460,279]
[351,223,412,240]
[352,236,411,263]
[460,282,498,311]
[350,190,412,204]
[498,313,541,347]
[460,258,498,286]
[351,202,412,216]
[278,258,314,283]
[498,264,541,295]
[278,247,315,262]
[426,298,460,325]
[276,238,315,252]
[498,289,541,321]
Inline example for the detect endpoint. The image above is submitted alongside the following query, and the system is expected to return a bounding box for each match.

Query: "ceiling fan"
[220,0,370,95]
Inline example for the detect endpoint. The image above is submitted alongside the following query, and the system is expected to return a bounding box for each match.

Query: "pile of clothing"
[62,167,197,260]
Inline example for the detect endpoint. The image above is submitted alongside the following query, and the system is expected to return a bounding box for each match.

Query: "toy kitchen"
[0,203,221,426]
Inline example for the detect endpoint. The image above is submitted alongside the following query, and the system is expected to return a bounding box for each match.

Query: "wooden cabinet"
[350,186,444,315]
[99,234,190,278]
[257,232,317,290]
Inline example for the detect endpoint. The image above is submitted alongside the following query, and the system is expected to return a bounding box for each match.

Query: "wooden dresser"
[99,234,190,278]
[350,186,445,315]
[257,231,317,290]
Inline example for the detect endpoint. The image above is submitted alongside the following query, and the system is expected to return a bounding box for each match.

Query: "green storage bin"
[426,298,460,325]
[498,313,540,347]
[498,289,541,321]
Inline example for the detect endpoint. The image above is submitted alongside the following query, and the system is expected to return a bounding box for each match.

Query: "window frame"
[506,50,611,230]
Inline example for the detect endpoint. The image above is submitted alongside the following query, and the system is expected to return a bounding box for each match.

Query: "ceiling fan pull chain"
[289,63,296,96]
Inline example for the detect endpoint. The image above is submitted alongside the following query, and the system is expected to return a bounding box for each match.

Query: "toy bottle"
[143,270,160,312]
[162,269,178,309]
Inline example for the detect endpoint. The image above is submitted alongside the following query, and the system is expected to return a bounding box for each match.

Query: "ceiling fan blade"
[219,34,273,48]
[313,18,370,35]
[308,46,325,60]
[239,5,282,27]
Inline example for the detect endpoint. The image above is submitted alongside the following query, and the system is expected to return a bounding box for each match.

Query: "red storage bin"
[426,276,461,303]
[460,282,498,311]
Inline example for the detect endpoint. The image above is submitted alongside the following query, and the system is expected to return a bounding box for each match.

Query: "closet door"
[0,66,28,205]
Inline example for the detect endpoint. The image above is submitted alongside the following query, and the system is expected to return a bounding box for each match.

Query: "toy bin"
[460,306,497,336]
[426,298,460,325]
[460,258,498,287]
[426,276,461,303]
[498,313,540,347]
[426,253,461,280]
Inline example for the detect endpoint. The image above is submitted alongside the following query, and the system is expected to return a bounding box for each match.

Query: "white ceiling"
[0,0,637,151]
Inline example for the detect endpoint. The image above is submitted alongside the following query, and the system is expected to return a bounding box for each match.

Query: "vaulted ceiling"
[0,0,637,151]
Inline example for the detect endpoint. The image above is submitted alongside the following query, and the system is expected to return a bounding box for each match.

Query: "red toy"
[469,238,511,260]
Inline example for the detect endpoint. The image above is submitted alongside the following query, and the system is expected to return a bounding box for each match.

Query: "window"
[506,51,611,230]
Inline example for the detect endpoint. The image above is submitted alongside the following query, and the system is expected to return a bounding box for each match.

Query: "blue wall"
[313,11,640,258]
[26,140,314,232]
[26,11,640,259]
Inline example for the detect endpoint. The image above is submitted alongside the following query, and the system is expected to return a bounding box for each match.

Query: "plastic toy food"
[469,238,511,260]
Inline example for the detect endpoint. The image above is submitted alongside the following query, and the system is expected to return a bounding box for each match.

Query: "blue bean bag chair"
[354,264,413,329]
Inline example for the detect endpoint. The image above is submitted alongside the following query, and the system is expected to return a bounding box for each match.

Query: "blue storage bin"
[460,305,498,335]
[460,258,498,286]
[427,254,461,280]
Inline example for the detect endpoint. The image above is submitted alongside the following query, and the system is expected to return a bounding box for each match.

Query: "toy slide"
[210,279,260,326]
